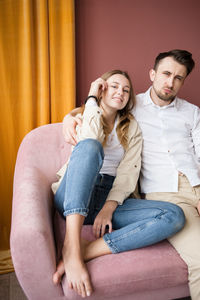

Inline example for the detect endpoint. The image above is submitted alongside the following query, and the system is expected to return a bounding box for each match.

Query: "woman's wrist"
[103,200,118,212]
[85,95,98,104]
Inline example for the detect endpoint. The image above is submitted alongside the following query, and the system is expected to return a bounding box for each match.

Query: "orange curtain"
[0,0,75,274]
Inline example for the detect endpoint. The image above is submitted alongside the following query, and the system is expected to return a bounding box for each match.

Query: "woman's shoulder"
[126,116,142,144]
[128,115,141,134]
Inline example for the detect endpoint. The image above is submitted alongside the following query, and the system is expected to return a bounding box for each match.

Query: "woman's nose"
[117,87,123,95]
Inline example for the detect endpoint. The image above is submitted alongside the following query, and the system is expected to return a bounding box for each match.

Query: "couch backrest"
[15,123,72,184]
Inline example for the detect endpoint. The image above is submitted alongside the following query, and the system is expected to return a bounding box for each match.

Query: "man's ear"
[149,69,155,82]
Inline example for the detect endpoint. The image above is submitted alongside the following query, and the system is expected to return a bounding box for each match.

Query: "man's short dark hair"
[154,49,195,76]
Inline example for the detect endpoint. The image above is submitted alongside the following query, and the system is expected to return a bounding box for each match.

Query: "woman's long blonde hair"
[82,70,136,150]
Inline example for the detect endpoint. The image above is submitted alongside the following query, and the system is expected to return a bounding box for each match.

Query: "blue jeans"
[54,139,185,254]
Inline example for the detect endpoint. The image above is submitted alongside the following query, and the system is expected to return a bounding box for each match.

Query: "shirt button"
[134,165,137,168]
[168,150,170,153]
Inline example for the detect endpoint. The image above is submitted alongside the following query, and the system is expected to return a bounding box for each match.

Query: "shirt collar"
[143,86,178,110]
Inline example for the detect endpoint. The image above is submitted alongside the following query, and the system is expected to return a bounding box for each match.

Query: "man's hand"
[63,114,82,146]
[93,200,118,238]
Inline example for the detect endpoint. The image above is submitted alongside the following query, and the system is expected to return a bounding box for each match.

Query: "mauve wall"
[75,0,200,107]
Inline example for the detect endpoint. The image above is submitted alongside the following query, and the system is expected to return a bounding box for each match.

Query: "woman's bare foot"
[53,239,91,285]
[53,238,93,298]
[64,249,92,298]
[53,237,111,284]
[53,259,65,284]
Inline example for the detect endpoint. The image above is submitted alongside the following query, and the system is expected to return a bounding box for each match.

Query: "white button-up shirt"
[133,87,200,193]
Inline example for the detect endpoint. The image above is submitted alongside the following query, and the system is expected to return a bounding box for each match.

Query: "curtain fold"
[49,0,76,122]
[0,0,75,274]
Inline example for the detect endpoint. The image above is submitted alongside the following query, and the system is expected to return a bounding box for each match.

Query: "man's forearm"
[62,106,83,145]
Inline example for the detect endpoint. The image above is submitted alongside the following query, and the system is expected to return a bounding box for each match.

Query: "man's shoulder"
[176,97,199,112]
[136,91,146,102]
[134,92,147,109]
[130,90,149,116]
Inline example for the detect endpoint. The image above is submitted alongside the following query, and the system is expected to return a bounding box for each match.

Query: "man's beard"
[153,86,175,102]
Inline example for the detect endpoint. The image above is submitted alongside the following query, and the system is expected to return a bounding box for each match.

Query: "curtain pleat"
[0,0,75,274]
[49,0,76,122]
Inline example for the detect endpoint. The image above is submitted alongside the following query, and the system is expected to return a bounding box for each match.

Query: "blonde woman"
[52,70,185,298]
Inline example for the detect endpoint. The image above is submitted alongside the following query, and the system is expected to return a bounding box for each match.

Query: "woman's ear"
[149,69,155,82]
[97,94,101,106]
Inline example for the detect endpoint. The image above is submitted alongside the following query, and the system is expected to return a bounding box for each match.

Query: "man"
[63,49,200,299]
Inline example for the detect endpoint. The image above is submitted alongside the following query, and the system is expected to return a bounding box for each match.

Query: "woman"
[52,70,185,298]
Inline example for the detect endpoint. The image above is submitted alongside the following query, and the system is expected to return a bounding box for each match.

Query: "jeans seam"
[63,208,89,218]
[103,234,120,253]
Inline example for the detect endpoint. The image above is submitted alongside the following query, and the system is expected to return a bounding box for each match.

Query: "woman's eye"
[124,89,129,93]
[111,85,117,88]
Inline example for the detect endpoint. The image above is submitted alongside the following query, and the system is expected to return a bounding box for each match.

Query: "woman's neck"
[100,102,117,120]
[100,105,117,132]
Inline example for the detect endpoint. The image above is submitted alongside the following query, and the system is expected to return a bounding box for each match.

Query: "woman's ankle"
[84,237,111,261]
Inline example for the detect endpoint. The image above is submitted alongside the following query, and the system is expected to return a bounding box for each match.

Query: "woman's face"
[101,74,130,112]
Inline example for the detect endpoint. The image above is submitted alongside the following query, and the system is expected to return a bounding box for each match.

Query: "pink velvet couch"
[10,123,190,300]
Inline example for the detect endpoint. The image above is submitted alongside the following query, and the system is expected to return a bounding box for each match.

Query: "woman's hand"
[93,200,118,238]
[88,78,108,99]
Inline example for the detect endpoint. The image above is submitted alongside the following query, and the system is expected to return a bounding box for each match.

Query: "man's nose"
[167,76,174,88]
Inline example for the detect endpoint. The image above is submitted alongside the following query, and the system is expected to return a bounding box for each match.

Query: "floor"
[0,272,27,300]
[0,272,191,300]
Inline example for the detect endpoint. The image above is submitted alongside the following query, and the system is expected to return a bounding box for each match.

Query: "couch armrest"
[11,160,64,299]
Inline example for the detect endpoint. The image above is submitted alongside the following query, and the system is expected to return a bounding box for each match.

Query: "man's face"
[149,57,187,105]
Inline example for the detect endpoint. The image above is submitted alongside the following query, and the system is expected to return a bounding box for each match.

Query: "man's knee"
[166,203,185,233]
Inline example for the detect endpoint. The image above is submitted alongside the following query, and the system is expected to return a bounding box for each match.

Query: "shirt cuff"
[85,98,98,107]
[106,190,126,205]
